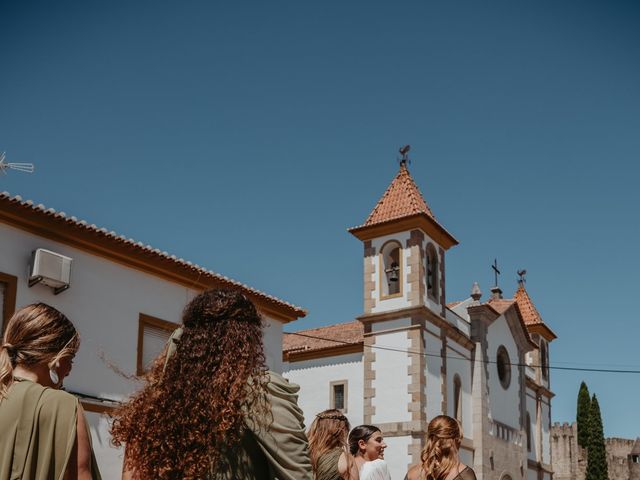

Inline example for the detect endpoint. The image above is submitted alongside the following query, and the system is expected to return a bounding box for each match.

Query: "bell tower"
[348,147,459,474]
[348,150,458,317]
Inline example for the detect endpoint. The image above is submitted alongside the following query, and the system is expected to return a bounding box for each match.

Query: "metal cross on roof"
[492,258,501,287]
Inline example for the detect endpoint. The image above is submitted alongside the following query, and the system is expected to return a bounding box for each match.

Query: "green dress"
[315,448,343,480]
[0,378,101,480]
[213,371,313,480]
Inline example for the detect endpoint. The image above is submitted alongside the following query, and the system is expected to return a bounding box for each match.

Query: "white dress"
[359,459,392,480]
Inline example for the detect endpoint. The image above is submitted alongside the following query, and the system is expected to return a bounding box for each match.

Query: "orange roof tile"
[514,285,544,326]
[283,321,363,353]
[362,162,434,226]
[487,298,515,315]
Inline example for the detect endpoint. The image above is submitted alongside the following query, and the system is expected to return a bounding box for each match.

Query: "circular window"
[496,346,511,389]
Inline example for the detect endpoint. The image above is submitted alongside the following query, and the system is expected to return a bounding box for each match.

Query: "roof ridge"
[0,191,305,316]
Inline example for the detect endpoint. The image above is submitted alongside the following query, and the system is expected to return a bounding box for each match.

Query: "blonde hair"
[307,409,351,474]
[420,415,463,480]
[0,303,79,399]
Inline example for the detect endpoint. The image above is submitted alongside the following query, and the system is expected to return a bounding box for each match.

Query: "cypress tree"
[585,394,608,480]
[577,381,591,448]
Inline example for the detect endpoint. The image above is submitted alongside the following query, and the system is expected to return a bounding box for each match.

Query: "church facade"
[283,159,557,480]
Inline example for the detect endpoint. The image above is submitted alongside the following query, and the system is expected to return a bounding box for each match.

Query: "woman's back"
[0,379,84,480]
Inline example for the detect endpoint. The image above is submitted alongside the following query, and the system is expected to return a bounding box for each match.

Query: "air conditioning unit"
[28,248,72,295]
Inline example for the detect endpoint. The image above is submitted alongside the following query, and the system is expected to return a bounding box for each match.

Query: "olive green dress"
[212,371,313,480]
[315,448,343,480]
[0,378,101,480]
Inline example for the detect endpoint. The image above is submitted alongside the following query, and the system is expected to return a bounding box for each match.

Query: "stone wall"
[551,422,639,480]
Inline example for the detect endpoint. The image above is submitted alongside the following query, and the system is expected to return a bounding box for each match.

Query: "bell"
[386,262,399,282]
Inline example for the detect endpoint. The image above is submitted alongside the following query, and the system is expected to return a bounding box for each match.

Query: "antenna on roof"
[398,145,411,166]
[0,152,35,175]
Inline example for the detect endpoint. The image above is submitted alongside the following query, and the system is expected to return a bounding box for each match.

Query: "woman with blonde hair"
[406,415,475,480]
[0,302,101,480]
[307,409,353,480]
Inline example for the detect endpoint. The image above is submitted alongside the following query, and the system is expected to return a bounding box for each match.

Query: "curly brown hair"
[110,289,269,479]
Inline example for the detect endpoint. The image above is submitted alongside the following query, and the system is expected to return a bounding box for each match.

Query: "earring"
[49,362,60,386]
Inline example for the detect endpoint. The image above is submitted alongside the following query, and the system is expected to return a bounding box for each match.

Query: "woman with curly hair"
[0,303,101,480]
[110,288,312,480]
[405,415,476,480]
[307,409,354,480]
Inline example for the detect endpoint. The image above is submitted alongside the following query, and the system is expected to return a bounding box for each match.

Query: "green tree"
[585,394,608,480]
[577,381,591,448]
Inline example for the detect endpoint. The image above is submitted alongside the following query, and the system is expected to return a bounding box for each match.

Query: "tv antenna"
[0,152,35,175]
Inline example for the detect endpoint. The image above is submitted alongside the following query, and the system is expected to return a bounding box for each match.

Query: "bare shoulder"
[406,464,423,480]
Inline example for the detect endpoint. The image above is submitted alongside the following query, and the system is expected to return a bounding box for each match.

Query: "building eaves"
[0,191,306,320]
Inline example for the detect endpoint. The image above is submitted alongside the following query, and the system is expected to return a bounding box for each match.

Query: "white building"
[0,191,306,478]
[283,159,557,480]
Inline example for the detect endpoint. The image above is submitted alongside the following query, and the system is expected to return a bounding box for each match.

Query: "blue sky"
[1,1,639,439]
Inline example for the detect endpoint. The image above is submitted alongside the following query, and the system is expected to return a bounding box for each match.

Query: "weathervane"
[398,145,411,166]
[0,152,34,175]
[517,269,527,284]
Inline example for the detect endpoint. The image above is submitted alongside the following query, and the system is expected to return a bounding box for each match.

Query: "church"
[283,155,557,480]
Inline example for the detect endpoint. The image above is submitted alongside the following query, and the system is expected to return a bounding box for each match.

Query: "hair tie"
[316,413,348,422]
[2,343,15,353]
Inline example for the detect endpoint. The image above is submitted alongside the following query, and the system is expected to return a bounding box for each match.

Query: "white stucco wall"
[372,330,412,424]
[446,339,473,437]
[283,352,364,428]
[526,391,538,461]
[425,327,443,420]
[541,399,551,464]
[486,314,520,428]
[384,435,412,480]
[0,222,289,474]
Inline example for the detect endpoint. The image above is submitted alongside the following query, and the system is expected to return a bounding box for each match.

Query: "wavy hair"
[420,415,463,480]
[110,288,269,479]
[0,303,79,399]
[307,409,351,473]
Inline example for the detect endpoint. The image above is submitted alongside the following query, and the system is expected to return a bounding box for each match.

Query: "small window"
[137,314,178,375]
[496,345,511,389]
[330,380,348,412]
[380,241,402,298]
[0,272,18,333]
[540,341,549,380]
[631,455,640,464]
[453,374,462,423]
[426,243,439,300]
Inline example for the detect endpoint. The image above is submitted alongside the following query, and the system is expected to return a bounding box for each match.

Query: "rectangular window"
[0,272,18,333]
[137,314,178,375]
[330,380,348,412]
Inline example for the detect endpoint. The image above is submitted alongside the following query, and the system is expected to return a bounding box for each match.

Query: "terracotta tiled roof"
[361,163,434,227]
[0,191,306,319]
[283,321,363,353]
[514,284,544,326]
[446,301,462,309]
[487,298,515,315]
